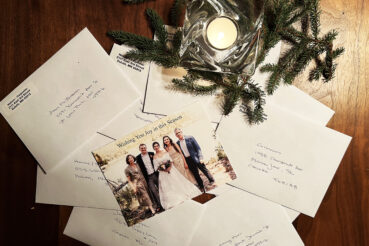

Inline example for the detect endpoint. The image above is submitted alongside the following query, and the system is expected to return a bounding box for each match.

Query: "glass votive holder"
[179,0,264,75]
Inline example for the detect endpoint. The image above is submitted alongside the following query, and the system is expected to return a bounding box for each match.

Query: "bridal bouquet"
[158,160,171,173]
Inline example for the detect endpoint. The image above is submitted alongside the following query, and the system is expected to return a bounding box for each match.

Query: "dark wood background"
[0,0,367,245]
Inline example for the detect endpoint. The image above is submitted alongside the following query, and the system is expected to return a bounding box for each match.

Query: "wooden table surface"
[0,0,368,245]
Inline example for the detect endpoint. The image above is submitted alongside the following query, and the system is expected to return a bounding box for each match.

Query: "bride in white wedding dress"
[152,141,202,210]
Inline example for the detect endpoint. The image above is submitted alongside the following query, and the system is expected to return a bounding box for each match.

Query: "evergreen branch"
[146,8,168,48]
[308,65,323,81]
[240,82,266,124]
[171,30,183,53]
[309,0,321,39]
[301,13,309,34]
[221,84,241,116]
[332,47,345,58]
[170,71,219,95]
[219,75,252,116]
[107,31,157,50]
[286,8,309,26]
[116,0,344,124]
[170,0,186,26]
[124,50,180,67]
[322,30,338,43]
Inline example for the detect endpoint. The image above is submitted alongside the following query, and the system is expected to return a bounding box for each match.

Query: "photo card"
[92,102,236,226]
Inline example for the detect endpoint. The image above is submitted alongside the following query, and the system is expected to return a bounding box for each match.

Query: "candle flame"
[217,32,225,41]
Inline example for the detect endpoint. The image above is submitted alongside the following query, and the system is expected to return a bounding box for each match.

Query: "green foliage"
[145,8,167,47]
[110,0,344,124]
[260,0,344,94]
[108,8,182,67]
[240,81,266,124]
[170,70,220,95]
[170,0,186,26]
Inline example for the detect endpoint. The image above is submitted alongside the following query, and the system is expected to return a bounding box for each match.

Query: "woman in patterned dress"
[125,154,156,215]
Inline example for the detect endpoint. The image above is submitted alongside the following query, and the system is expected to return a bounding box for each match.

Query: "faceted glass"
[179,0,264,75]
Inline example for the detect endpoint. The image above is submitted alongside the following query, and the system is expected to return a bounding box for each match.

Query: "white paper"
[36,41,161,208]
[141,26,222,123]
[64,200,206,246]
[110,44,150,95]
[36,42,333,221]
[0,28,140,171]
[252,42,334,126]
[218,103,351,216]
[143,41,334,127]
[190,187,304,246]
[64,186,303,246]
[225,184,301,223]
[36,101,160,209]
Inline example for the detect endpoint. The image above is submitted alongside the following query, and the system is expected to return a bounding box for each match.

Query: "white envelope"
[218,102,351,217]
[64,200,207,246]
[36,43,333,222]
[143,41,334,127]
[0,28,140,172]
[190,187,304,246]
[110,43,150,95]
[36,44,162,208]
[64,186,303,246]
[141,26,223,123]
[36,101,159,209]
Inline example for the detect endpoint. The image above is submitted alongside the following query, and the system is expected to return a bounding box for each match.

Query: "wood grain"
[0,0,367,245]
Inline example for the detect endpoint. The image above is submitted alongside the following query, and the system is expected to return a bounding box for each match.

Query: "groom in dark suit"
[136,143,163,211]
[175,128,214,192]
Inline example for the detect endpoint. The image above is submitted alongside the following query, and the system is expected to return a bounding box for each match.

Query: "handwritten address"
[219,225,269,246]
[48,80,105,125]
[248,143,302,190]
[113,215,158,245]
[73,160,107,184]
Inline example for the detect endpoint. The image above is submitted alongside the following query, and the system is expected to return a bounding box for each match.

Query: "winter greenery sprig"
[108,0,344,124]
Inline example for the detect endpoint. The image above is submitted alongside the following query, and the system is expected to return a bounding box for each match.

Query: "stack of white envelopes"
[0,28,351,246]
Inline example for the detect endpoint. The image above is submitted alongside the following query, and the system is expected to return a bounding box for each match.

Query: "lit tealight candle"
[206,17,238,50]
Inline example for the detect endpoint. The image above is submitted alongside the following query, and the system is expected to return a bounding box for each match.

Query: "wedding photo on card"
[92,102,236,226]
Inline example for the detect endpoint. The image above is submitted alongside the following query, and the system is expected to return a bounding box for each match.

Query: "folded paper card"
[218,103,351,217]
[64,200,206,246]
[0,28,139,172]
[92,102,237,226]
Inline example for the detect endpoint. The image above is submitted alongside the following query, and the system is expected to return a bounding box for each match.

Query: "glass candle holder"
[179,0,264,75]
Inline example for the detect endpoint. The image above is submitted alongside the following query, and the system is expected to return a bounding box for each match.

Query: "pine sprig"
[107,31,157,50]
[124,50,180,67]
[240,81,266,124]
[146,8,167,48]
[111,0,344,124]
[222,86,241,116]
[261,0,344,94]
[170,70,219,95]
[169,0,186,26]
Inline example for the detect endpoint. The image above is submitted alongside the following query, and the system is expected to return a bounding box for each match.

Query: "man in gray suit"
[174,128,214,192]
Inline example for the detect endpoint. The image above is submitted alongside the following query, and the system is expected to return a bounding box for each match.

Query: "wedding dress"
[154,152,202,210]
